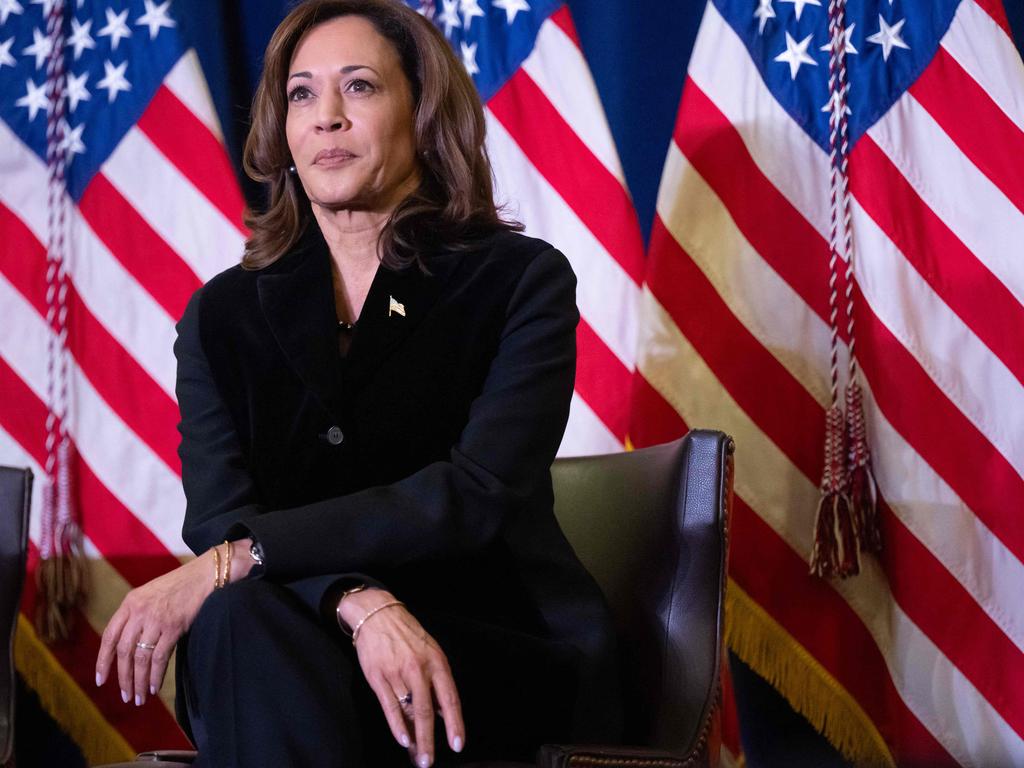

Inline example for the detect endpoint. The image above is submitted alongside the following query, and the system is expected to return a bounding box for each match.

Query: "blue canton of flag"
[1,0,190,199]
[405,0,559,100]
[717,0,961,150]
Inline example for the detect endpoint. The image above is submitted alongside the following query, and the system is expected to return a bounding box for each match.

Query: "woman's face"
[285,16,420,215]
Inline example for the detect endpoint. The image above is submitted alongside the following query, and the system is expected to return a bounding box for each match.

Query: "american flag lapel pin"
[389,295,406,318]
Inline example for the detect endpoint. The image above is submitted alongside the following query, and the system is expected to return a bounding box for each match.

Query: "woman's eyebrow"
[287,64,379,81]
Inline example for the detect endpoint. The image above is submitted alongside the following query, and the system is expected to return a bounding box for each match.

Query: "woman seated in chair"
[94,1,620,765]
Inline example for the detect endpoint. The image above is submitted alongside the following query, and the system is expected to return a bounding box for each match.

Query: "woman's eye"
[287,86,311,102]
[346,79,375,94]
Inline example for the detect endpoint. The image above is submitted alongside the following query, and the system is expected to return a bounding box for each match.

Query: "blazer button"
[322,426,344,446]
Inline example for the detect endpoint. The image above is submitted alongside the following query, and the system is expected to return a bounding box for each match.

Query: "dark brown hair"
[241,0,519,270]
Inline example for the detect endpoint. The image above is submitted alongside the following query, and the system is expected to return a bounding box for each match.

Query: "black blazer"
[174,224,620,738]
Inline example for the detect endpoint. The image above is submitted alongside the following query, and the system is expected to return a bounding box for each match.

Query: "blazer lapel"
[345,248,465,391]
[257,229,346,419]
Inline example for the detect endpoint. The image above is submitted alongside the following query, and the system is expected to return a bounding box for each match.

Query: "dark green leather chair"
[101,430,734,768]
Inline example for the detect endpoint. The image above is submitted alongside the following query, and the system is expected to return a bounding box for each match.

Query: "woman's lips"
[314,149,356,166]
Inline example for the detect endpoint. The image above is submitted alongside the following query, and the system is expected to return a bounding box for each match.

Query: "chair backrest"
[0,466,32,765]
[550,431,732,754]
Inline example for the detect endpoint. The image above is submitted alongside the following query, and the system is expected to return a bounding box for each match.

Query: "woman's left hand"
[95,542,248,706]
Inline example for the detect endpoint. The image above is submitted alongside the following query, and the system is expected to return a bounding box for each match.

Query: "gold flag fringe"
[725,580,895,768]
[14,614,135,766]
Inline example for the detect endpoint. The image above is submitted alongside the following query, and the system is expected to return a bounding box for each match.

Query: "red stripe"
[0,360,181,584]
[730,499,956,765]
[672,83,1024,562]
[0,204,182,476]
[549,5,582,48]
[971,0,1013,36]
[487,71,646,285]
[80,174,202,321]
[629,372,689,448]
[136,85,247,234]
[852,135,1024,387]
[646,215,1024,739]
[575,319,630,441]
[910,46,1024,215]
[673,79,837,329]
[19,553,192,752]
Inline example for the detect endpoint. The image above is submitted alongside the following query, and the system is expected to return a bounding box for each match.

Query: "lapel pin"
[389,295,406,318]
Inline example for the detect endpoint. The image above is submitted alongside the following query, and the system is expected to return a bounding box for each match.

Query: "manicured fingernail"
[95,673,102,687]
[150,685,157,695]
[120,689,128,703]
[453,736,463,753]
[134,694,142,706]
[399,733,410,748]
[417,754,430,768]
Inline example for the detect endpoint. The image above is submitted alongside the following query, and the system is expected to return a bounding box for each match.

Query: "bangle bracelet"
[222,541,232,586]
[351,600,404,645]
[212,546,222,589]
[335,584,369,637]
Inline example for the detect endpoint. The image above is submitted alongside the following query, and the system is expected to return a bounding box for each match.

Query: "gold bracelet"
[222,541,233,586]
[212,545,222,589]
[335,584,369,637]
[351,600,404,645]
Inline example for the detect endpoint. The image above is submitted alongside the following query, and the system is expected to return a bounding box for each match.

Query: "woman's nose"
[315,91,349,132]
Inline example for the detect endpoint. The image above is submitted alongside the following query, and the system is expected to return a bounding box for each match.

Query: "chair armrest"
[135,750,198,763]
[537,744,697,768]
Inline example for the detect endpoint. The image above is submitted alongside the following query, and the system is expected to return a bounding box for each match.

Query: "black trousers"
[176,579,581,768]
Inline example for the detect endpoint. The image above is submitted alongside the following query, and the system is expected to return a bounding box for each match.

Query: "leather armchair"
[1,466,33,767]
[101,430,734,768]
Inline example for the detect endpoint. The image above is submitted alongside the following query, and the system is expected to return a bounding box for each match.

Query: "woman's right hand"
[339,589,465,768]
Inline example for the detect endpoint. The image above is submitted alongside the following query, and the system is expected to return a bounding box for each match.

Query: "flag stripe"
[78,174,202,326]
[971,0,1014,36]
[137,85,247,234]
[910,47,1024,215]
[575,319,630,441]
[851,135,1024,387]
[560,392,621,457]
[487,70,645,285]
[102,127,246,283]
[0,206,183,476]
[548,5,582,48]
[163,50,224,142]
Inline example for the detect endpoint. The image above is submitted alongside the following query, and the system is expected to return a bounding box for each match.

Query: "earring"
[288,164,297,174]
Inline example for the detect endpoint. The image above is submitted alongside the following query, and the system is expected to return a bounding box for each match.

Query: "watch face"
[249,540,265,565]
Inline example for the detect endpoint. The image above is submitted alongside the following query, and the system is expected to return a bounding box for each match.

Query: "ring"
[397,692,413,706]
[136,641,157,651]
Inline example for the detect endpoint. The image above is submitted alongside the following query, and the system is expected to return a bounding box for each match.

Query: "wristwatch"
[248,537,265,567]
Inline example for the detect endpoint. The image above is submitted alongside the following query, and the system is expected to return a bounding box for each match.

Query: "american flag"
[631,0,1024,764]
[0,0,641,759]
[1,0,242,760]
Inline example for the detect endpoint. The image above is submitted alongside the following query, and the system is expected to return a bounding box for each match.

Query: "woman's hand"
[340,589,465,768]
[95,539,254,706]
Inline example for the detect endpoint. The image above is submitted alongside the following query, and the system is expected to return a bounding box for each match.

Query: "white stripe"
[0,123,178,399]
[521,18,628,187]
[103,127,245,282]
[942,0,1024,134]
[485,108,639,370]
[163,49,225,143]
[654,140,1024,655]
[689,2,1024,482]
[869,92,1024,306]
[558,392,622,458]
[0,276,188,556]
[637,284,1024,766]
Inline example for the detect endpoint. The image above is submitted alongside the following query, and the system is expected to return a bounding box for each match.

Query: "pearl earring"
[288,164,297,174]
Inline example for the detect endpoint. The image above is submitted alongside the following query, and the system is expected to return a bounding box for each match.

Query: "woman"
[95,1,620,765]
